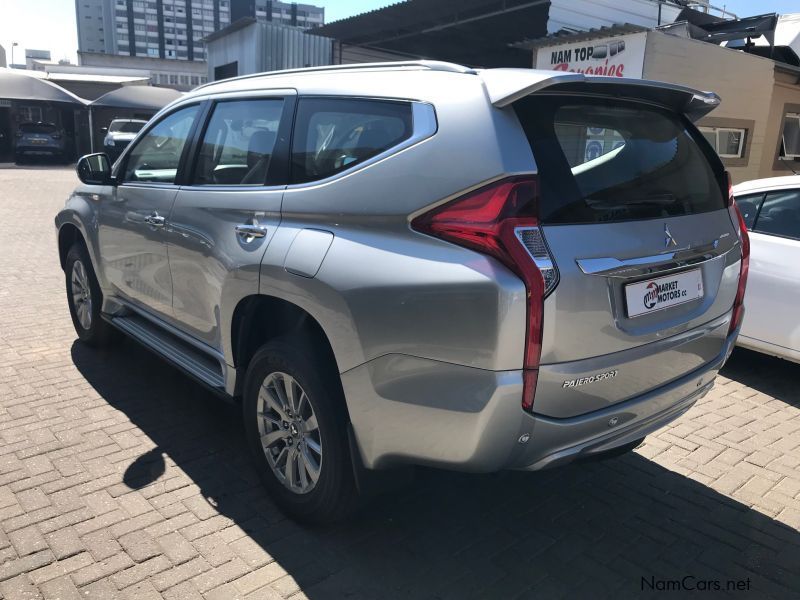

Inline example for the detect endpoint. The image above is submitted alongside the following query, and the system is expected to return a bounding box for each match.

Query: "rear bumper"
[518,317,738,471]
[344,316,738,472]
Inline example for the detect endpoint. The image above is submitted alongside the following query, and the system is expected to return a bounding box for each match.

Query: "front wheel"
[243,340,358,524]
[65,243,118,347]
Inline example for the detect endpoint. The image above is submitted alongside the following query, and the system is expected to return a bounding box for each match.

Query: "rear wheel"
[65,243,117,347]
[243,340,358,524]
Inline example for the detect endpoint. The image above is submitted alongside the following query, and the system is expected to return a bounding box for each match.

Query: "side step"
[110,314,225,390]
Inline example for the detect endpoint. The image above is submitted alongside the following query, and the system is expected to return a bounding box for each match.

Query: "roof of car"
[180,61,719,122]
[733,175,800,194]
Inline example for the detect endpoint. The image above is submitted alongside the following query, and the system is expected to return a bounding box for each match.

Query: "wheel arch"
[230,295,344,404]
[57,223,85,270]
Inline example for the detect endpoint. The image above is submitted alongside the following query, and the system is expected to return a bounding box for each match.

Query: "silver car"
[56,61,750,523]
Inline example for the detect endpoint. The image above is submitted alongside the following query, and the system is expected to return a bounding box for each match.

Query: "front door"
[98,103,201,320]
[168,94,291,350]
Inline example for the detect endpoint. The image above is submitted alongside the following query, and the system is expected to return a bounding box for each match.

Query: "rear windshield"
[109,120,145,133]
[514,96,726,224]
[20,123,58,134]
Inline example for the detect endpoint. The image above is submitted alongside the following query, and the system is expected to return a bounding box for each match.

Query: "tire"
[14,153,24,165]
[243,340,358,524]
[65,243,118,347]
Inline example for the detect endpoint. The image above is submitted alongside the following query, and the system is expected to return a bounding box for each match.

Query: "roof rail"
[194,60,474,91]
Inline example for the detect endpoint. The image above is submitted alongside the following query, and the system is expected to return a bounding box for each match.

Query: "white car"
[733,175,800,363]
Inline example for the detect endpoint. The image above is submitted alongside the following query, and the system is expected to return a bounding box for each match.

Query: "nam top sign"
[535,32,647,78]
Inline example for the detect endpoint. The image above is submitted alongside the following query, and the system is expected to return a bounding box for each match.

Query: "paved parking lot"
[0,165,799,599]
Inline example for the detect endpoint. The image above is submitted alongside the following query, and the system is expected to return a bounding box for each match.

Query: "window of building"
[169,74,178,84]
[780,113,800,160]
[123,105,200,184]
[752,189,800,240]
[147,48,159,57]
[290,98,413,184]
[193,99,284,185]
[699,126,746,159]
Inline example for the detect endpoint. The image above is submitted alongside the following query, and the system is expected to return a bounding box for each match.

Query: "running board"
[110,314,225,390]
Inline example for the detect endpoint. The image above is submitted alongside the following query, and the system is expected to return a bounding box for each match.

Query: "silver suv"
[56,61,750,522]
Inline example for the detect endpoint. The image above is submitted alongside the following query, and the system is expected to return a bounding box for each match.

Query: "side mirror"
[76,153,112,185]
[101,126,108,132]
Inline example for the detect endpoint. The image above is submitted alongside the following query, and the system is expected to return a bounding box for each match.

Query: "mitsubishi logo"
[664,224,678,248]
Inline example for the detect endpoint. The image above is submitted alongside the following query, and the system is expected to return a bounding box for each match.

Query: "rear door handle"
[235,224,267,239]
[144,213,165,227]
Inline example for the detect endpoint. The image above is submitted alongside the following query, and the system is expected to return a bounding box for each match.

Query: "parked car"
[733,176,800,362]
[56,61,749,523]
[15,122,67,163]
[103,119,148,160]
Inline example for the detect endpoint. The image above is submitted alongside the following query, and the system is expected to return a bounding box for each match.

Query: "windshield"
[109,120,146,133]
[19,123,58,134]
[514,96,726,224]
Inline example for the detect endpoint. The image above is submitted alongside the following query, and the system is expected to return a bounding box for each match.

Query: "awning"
[314,0,546,67]
[89,86,183,111]
[0,68,88,105]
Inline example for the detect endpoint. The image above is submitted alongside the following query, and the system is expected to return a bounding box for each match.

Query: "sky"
[1,0,797,66]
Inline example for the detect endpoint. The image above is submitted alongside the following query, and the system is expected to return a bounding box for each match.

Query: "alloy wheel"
[70,259,93,330]
[257,371,322,494]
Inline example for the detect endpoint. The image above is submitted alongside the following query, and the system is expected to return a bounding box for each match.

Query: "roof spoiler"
[479,69,720,121]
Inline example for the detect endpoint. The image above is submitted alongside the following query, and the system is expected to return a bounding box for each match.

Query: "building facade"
[204,18,330,81]
[75,0,323,61]
[79,51,209,90]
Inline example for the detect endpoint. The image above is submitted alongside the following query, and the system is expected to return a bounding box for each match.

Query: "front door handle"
[235,224,267,239]
[144,213,165,227]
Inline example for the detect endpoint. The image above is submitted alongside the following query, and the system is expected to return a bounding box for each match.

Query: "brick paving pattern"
[0,165,798,599]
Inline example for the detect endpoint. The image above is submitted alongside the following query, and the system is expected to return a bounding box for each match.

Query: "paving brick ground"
[0,164,799,599]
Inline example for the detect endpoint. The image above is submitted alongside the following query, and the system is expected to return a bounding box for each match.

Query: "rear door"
[514,95,741,417]
[167,92,293,351]
[739,188,800,354]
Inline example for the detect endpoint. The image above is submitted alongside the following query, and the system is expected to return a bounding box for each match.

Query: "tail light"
[411,176,558,412]
[725,172,749,334]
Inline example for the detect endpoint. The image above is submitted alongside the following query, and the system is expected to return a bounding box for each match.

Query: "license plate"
[625,268,704,318]
[31,139,47,144]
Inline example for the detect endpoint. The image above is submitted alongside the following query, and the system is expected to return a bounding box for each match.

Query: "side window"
[733,193,763,230]
[123,104,199,184]
[193,98,284,185]
[291,97,413,184]
[753,189,800,240]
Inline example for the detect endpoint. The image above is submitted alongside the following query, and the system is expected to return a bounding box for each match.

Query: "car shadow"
[722,347,800,409]
[70,339,800,599]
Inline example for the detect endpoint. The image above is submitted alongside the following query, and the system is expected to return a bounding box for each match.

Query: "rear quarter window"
[290,97,413,184]
[514,96,726,224]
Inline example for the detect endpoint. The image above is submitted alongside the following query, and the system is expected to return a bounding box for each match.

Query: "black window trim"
[183,93,297,189]
[114,100,208,188]
[285,95,436,188]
